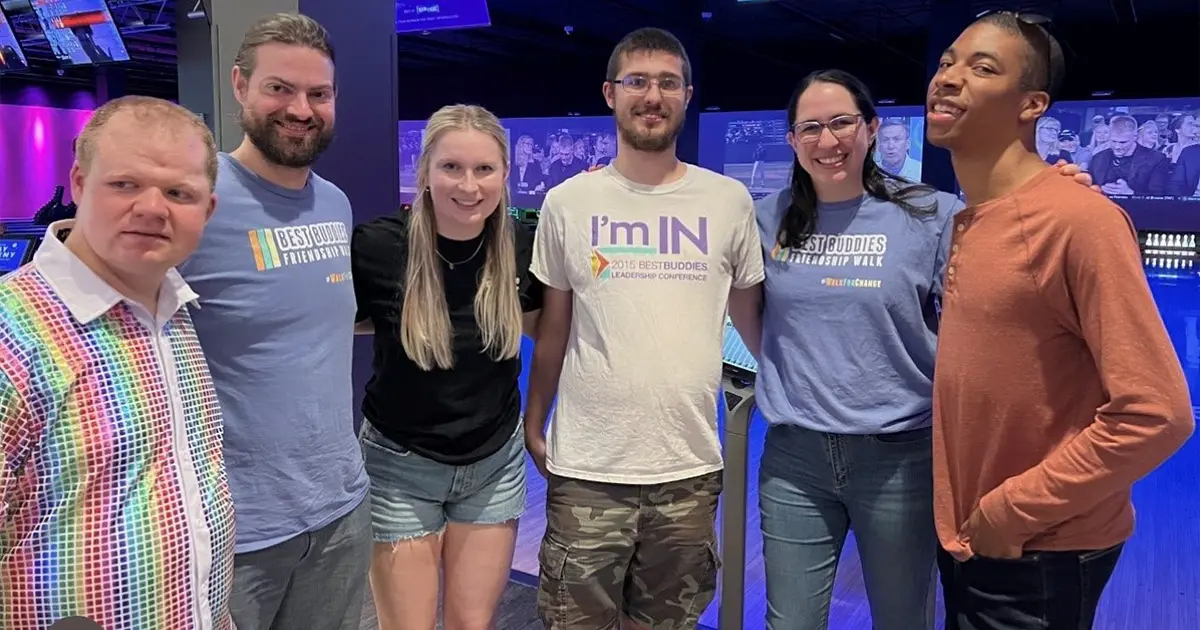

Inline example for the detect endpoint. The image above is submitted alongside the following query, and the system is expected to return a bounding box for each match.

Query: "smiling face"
[604,50,692,154]
[233,42,336,168]
[788,81,877,192]
[926,21,1050,153]
[68,110,215,284]
[427,128,507,239]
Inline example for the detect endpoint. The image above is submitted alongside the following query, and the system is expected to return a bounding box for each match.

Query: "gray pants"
[230,497,372,630]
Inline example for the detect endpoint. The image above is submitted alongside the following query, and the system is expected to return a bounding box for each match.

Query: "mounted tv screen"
[698,106,926,199]
[396,0,490,34]
[700,98,1200,232]
[1034,97,1200,231]
[32,0,129,66]
[400,115,617,208]
[0,5,29,71]
[503,115,616,209]
[0,236,33,274]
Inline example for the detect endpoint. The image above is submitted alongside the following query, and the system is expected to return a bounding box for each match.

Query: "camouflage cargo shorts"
[537,471,723,629]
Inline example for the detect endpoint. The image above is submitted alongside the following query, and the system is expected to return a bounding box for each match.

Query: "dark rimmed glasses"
[791,114,862,143]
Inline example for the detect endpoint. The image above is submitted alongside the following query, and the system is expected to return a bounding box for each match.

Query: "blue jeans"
[758,423,937,630]
[938,544,1122,629]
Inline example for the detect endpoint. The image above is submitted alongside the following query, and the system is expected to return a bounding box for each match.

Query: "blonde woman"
[350,104,542,630]
[1137,120,1160,149]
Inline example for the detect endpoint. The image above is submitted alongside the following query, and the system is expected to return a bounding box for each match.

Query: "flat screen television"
[32,0,129,66]
[0,3,29,71]
[400,114,618,208]
[396,0,490,34]
[0,236,34,274]
[1031,97,1200,231]
[698,106,926,199]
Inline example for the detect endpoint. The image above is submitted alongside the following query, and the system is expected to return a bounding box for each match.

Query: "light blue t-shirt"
[754,186,964,434]
[179,153,368,552]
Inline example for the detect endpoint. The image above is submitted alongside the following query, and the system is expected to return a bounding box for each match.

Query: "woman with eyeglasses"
[750,69,1093,629]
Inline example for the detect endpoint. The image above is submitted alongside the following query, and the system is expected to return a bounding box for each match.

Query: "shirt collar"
[32,219,199,326]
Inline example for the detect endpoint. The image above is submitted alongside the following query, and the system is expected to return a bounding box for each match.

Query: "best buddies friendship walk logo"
[770,232,890,289]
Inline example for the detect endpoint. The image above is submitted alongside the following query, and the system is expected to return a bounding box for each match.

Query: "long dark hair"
[777,69,938,250]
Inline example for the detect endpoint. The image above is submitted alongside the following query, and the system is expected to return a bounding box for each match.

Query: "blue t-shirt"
[754,186,964,434]
[179,153,368,552]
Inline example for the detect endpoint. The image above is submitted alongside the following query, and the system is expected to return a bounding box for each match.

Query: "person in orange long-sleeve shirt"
[925,12,1195,630]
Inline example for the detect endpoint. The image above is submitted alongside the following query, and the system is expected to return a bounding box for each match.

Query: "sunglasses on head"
[977,9,1051,25]
[976,9,1061,97]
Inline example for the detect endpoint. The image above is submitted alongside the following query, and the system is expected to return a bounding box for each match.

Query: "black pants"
[938,543,1122,629]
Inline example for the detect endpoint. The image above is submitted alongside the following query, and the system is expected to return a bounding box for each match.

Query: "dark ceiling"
[395,0,1198,67]
[3,0,1198,112]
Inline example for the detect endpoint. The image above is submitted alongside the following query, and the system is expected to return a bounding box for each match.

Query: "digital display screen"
[698,106,925,200]
[396,0,490,34]
[0,6,28,71]
[700,98,1200,232]
[0,238,32,273]
[1031,99,1200,230]
[32,0,129,66]
[400,115,617,208]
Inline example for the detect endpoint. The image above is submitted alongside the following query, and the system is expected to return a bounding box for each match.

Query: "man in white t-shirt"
[525,27,765,630]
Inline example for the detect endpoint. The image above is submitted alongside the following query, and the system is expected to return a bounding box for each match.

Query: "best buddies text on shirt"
[587,213,710,282]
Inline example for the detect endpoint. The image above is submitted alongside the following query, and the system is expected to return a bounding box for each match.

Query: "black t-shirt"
[350,212,544,465]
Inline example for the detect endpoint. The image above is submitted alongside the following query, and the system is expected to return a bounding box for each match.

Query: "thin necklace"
[436,238,484,270]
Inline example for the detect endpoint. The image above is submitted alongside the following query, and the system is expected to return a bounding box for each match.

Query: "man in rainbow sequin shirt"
[0,95,235,630]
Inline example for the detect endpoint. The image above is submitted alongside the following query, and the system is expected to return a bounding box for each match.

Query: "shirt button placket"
[947,220,967,293]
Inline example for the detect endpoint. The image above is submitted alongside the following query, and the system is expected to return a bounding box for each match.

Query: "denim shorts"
[359,420,527,543]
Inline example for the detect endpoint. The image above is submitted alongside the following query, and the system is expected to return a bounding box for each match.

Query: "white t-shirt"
[531,163,765,485]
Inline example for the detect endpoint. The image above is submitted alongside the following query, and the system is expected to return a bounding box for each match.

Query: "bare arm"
[522,310,541,341]
[523,191,569,471]
[728,190,766,359]
[524,288,571,447]
[726,283,763,359]
[354,320,374,335]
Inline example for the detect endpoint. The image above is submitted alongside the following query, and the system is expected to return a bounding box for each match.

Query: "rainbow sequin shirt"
[0,230,236,630]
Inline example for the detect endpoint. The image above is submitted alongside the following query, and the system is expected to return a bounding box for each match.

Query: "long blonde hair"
[400,104,521,371]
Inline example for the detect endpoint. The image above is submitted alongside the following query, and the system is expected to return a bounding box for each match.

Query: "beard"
[615,106,684,153]
[240,110,335,168]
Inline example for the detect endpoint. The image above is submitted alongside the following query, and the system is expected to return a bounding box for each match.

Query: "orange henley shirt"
[933,166,1195,560]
